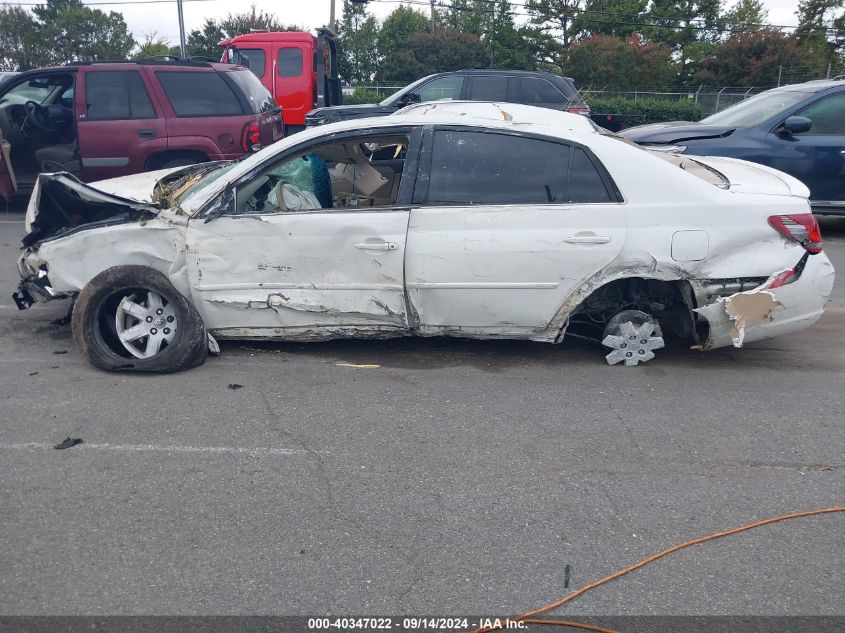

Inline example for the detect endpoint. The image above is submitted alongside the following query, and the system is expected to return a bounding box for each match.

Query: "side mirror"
[781,116,812,135]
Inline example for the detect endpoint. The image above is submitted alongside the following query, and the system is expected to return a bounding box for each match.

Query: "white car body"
[14,105,835,367]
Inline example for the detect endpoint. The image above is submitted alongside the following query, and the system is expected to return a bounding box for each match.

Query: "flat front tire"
[71,266,207,373]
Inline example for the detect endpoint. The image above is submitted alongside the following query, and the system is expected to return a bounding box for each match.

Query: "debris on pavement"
[28,371,38,376]
[207,333,221,356]
[228,383,244,390]
[52,350,68,355]
[53,437,82,450]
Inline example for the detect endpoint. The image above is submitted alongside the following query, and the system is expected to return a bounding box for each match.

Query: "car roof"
[771,79,845,93]
[393,101,596,132]
[436,69,575,81]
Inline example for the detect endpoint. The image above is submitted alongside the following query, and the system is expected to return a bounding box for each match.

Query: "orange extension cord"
[472,506,845,633]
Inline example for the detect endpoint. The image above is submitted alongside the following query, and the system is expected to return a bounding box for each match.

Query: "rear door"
[76,68,167,181]
[405,126,625,339]
[767,91,845,206]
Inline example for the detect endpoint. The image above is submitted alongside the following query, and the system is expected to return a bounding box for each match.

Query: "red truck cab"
[219,29,342,133]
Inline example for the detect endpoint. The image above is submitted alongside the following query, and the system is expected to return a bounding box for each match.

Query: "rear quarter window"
[156,71,244,117]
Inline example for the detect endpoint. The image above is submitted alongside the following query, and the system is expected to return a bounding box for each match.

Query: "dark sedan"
[622,79,845,215]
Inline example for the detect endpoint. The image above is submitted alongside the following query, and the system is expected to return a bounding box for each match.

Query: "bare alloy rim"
[114,290,178,359]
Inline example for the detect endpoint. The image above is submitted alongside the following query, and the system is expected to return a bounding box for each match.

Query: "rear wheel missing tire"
[602,309,665,367]
[72,266,207,373]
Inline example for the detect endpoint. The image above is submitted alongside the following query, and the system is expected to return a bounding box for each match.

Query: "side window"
[521,77,565,106]
[569,148,612,203]
[233,132,412,214]
[795,93,845,135]
[420,130,570,205]
[416,76,464,102]
[469,76,508,101]
[156,71,243,117]
[233,49,266,79]
[278,48,303,77]
[85,71,155,120]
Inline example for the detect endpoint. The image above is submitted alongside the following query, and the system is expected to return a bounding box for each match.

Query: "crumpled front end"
[693,252,835,349]
[13,172,189,311]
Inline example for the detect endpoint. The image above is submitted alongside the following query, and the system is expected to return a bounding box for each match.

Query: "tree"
[566,34,677,90]
[696,29,826,85]
[27,0,135,66]
[578,0,649,37]
[524,0,586,69]
[379,5,429,59]
[133,33,172,60]
[794,0,844,70]
[0,6,41,71]
[337,0,380,84]
[721,0,768,31]
[405,28,490,76]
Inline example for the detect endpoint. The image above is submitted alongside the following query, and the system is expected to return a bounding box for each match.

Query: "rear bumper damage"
[693,252,835,349]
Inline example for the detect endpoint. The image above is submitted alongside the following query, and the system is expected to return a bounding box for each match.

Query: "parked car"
[13,104,833,372]
[621,79,845,215]
[219,29,342,133]
[0,59,284,200]
[305,69,589,127]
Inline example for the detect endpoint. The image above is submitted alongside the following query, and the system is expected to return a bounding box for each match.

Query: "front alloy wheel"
[115,290,178,359]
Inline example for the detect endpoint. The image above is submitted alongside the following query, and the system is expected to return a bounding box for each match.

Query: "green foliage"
[378,5,429,59]
[406,28,491,75]
[0,0,135,70]
[696,29,827,86]
[586,95,702,124]
[133,33,172,60]
[337,0,380,84]
[0,6,41,71]
[566,34,676,90]
[721,0,768,31]
[343,86,396,105]
[579,0,649,37]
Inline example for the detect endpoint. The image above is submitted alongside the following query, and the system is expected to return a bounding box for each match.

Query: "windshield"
[380,75,435,106]
[701,90,812,126]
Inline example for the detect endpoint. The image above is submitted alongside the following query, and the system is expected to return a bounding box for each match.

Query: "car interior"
[0,72,78,187]
[234,133,410,214]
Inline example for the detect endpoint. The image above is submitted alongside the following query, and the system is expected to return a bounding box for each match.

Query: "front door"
[405,127,626,340]
[0,128,15,199]
[185,128,420,339]
[767,92,845,206]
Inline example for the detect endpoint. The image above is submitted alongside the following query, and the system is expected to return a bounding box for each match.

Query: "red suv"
[0,59,284,199]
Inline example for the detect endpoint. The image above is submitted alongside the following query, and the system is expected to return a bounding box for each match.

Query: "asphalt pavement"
[0,210,843,621]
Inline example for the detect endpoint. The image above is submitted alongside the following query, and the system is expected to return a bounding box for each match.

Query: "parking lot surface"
[1,211,843,617]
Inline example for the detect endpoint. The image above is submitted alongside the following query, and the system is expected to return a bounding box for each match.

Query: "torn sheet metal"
[695,270,788,348]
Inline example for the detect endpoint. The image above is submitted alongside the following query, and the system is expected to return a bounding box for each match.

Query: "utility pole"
[430,0,436,28]
[330,0,336,31]
[176,0,187,58]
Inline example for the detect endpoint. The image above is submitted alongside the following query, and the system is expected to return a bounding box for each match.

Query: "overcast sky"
[116,0,804,47]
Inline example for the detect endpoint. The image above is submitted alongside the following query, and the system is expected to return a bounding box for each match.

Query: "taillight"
[566,106,591,115]
[241,120,262,153]
[767,214,823,254]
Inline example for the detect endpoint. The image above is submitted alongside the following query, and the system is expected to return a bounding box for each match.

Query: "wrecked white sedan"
[13,105,835,372]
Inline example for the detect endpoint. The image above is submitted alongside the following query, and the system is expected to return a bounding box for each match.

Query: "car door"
[184,127,422,338]
[76,69,167,181]
[405,126,625,340]
[766,91,845,206]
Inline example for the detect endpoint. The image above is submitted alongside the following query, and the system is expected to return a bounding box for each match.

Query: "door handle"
[355,241,399,251]
[563,235,611,244]
[137,129,156,138]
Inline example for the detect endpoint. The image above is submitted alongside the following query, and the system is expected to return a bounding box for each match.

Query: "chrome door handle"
[355,241,399,251]
[563,235,611,244]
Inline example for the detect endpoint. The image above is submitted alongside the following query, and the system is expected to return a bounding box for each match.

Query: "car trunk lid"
[686,155,811,198]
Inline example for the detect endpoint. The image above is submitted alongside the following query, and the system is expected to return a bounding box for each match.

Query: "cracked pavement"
[0,211,843,617]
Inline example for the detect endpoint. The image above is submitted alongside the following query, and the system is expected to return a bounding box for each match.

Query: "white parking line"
[0,442,318,456]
